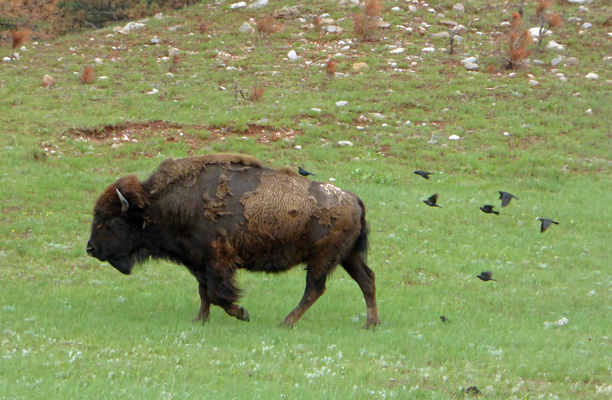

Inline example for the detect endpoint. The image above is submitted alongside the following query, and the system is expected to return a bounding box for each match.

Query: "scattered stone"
[464,62,478,71]
[582,22,592,29]
[439,20,458,27]
[546,41,565,51]
[310,108,321,114]
[150,37,161,44]
[565,57,580,66]
[453,3,464,14]
[230,2,247,9]
[168,48,180,57]
[422,47,435,52]
[529,27,552,38]
[287,50,298,60]
[379,21,392,29]
[551,56,564,66]
[99,76,109,80]
[391,6,401,12]
[432,31,450,39]
[390,48,405,54]
[370,113,386,119]
[94,58,104,64]
[337,140,354,147]
[448,134,461,140]
[577,6,590,12]
[532,60,546,66]
[336,101,348,107]
[353,62,368,71]
[239,22,254,33]
[585,72,598,80]
[428,138,438,144]
[568,0,593,3]
[500,21,511,27]
[409,5,418,12]
[273,6,301,19]
[41,75,55,87]
[2,56,11,62]
[604,56,612,65]
[461,57,478,65]
[323,25,343,34]
[566,17,582,23]
[114,22,146,33]
[247,0,268,9]
[585,109,592,114]
[146,88,159,95]
[529,80,539,86]
[294,145,302,150]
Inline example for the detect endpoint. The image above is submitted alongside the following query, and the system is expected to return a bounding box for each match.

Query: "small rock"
[287,50,298,60]
[500,21,511,27]
[154,13,163,20]
[369,113,386,119]
[310,108,321,114]
[94,58,104,64]
[239,22,254,33]
[604,56,612,65]
[582,22,592,29]
[336,101,348,107]
[432,31,450,39]
[389,48,405,54]
[150,37,161,44]
[165,72,174,77]
[3,56,11,62]
[391,6,401,11]
[273,6,301,19]
[428,138,438,144]
[422,47,435,52]
[409,5,418,12]
[379,21,392,29]
[532,60,546,66]
[585,72,598,80]
[464,62,478,71]
[529,27,552,38]
[577,6,590,12]
[439,20,457,27]
[503,132,510,136]
[294,145,302,150]
[230,2,247,9]
[168,48,180,57]
[41,75,55,87]
[448,134,461,140]
[546,41,565,51]
[529,80,539,86]
[146,88,159,95]
[99,76,109,80]
[551,57,564,66]
[568,0,593,3]
[337,140,354,147]
[352,62,368,71]
[565,57,580,66]
[461,57,478,65]
[247,0,268,9]
[585,109,592,114]
[453,3,464,14]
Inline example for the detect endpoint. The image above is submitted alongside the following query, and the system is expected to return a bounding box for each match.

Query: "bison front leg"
[206,256,250,323]
[192,281,211,324]
[281,268,327,328]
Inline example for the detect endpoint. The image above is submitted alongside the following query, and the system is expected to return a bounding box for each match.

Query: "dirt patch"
[60,120,300,150]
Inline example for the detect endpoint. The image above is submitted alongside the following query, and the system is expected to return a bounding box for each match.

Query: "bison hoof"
[238,309,250,322]
[364,320,380,331]
[192,314,210,325]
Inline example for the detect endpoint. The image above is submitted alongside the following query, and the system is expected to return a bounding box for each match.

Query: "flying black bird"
[298,166,315,177]
[499,191,519,208]
[465,386,482,396]
[539,218,559,233]
[423,193,442,208]
[414,170,434,180]
[480,205,499,215]
[476,271,496,282]
[440,316,450,323]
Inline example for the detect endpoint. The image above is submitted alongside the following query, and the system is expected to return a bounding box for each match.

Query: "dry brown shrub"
[510,12,522,30]
[314,15,323,32]
[326,59,336,77]
[170,54,180,72]
[80,65,95,84]
[364,0,383,18]
[250,86,265,102]
[353,0,383,41]
[546,12,563,28]
[536,0,553,17]
[257,16,283,37]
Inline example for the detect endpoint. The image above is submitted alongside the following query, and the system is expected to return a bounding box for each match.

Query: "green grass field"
[1,0,611,398]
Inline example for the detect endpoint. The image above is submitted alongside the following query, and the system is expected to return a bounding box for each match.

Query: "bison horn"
[115,188,130,212]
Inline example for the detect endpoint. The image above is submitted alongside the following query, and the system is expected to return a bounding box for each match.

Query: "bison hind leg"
[281,266,327,328]
[341,251,380,330]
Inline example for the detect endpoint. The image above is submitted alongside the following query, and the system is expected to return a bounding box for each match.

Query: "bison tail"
[354,198,369,263]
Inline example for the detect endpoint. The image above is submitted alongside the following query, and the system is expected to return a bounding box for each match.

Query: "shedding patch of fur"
[313,183,355,227]
[240,169,317,241]
[202,174,234,221]
[148,154,262,196]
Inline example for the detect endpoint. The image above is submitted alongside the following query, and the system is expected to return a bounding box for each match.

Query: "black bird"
[480,205,499,215]
[476,271,496,282]
[539,218,559,233]
[414,170,434,180]
[298,166,315,177]
[499,191,519,208]
[423,193,442,208]
[440,316,449,323]
[465,386,482,396]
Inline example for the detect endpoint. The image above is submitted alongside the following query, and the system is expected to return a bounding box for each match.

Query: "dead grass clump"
[250,86,265,102]
[10,29,29,60]
[326,59,336,77]
[80,65,95,84]
[169,54,180,72]
[504,12,532,69]
[535,0,563,51]
[353,0,382,42]
[257,16,283,38]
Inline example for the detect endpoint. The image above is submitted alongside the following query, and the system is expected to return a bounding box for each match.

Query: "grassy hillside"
[1,0,611,399]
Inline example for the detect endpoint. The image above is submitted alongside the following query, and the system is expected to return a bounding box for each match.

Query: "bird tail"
[493,211,500,215]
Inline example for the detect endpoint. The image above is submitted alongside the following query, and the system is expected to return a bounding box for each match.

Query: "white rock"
[146,88,159,95]
[577,6,590,12]
[336,101,348,107]
[230,2,247,9]
[504,132,510,136]
[529,80,539,86]
[546,41,565,51]
[2,56,11,62]
[453,3,464,14]
[604,56,612,65]
[116,22,145,33]
[323,25,343,33]
[99,76,109,80]
[585,109,592,114]
[165,72,174,77]
[422,47,435,52]
[464,62,478,71]
[565,57,580,66]
[94,58,104,64]
[432,31,450,39]
[239,22,254,33]
[585,72,598,80]
[389,48,405,54]
[310,108,321,114]
[247,0,268,9]
[337,140,354,147]
[409,5,418,12]
[500,21,511,27]
[154,13,163,20]
[568,0,592,3]
[582,22,592,29]
[329,178,336,182]
[294,145,302,150]
[448,134,460,140]
[287,50,298,60]
[551,57,564,66]
[529,27,552,38]
[461,56,478,65]
[392,6,401,11]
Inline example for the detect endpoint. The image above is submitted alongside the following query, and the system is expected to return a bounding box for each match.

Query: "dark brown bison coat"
[87,154,379,328]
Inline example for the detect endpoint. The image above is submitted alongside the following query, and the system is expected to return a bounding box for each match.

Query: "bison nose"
[86,240,97,257]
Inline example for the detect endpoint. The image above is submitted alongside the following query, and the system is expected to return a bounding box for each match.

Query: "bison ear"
[115,175,149,211]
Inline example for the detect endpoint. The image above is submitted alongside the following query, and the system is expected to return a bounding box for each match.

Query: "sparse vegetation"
[353,0,383,42]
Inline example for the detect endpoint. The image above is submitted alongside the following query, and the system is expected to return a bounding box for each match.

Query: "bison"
[86,153,379,329]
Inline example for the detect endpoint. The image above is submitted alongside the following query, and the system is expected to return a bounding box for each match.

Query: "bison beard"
[87,154,379,329]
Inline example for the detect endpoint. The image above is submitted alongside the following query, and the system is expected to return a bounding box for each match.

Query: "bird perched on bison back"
[480,204,499,215]
[423,193,442,208]
[499,191,519,208]
[298,166,315,177]
[414,170,434,180]
[539,218,559,233]
[86,153,380,329]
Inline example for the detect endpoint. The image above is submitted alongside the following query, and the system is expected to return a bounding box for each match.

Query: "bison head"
[86,175,150,275]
